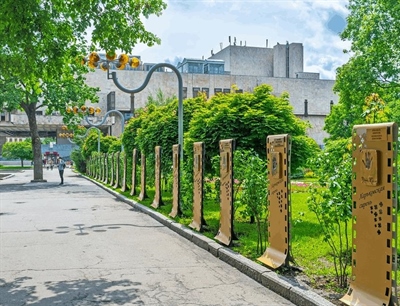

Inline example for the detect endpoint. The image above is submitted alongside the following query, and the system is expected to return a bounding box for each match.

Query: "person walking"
[57,158,66,185]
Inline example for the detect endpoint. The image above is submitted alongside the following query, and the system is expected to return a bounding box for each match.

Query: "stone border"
[0,173,14,180]
[84,175,335,306]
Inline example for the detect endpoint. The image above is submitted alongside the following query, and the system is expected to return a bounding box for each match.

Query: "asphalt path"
[0,168,295,306]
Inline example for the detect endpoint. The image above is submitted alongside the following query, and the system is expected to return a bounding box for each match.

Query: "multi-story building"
[0,40,337,155]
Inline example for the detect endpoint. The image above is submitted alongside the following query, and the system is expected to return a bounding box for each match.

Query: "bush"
[70,149,86,173]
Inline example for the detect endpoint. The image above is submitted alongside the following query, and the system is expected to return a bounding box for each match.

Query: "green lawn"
[0,165,33,170]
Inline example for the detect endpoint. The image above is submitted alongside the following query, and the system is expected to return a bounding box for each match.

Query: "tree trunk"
[22,102,45,182]
[20,158,24,167]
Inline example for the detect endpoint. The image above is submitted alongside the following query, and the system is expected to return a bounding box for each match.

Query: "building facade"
[0,41,337,155]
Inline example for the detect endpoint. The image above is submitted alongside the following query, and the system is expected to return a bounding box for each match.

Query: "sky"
[133,0,351,80]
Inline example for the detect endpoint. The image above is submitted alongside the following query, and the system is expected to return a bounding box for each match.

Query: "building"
[0,40,337,155]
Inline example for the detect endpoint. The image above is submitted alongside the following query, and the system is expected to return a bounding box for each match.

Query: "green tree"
[326,0,400,139]
[0,0,167,181]
[185,84,318,173]
[71,149,86,173]
[362,93,389,124]
[81,133,120,160]
[233,150,268,254]
[307,138,352,288]
[41,138,56,145]
[122,95,206,177]
[147,88,176,107]
[2,140,33,167]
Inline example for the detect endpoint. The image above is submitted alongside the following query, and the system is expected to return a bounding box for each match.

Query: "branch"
[36,104,44,110]
[376,74,400,88]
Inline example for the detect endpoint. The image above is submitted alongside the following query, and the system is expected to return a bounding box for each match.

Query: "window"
[205,63,224,74]
[202,88,209,99]
[193,87,200,97]
[209,64,224,74]
[214,88,222,95]
[35,111,43,116]
[183,87,188,99]
[223,88,231,94]
[107,91,116,111]
[236,89,243,93]
[0,113,5,121]
[188,63,203,74]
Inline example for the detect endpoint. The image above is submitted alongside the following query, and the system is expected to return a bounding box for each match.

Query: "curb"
[84,175,335,306]
[0,173,15,180]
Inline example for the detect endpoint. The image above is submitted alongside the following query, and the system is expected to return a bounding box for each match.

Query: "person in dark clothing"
[57,159,66,185]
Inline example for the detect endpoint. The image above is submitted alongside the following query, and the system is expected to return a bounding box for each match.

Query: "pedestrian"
[49,159,54,170]
[58,158,66,185]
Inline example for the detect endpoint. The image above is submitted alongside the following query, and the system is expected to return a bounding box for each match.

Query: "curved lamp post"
[63,127,101,153]
[108,63,183,158]
[84,53,183,159]
[74,127,101,152]
[85,110,125,152]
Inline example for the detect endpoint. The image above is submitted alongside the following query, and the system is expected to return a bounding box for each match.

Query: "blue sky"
[134,0,350,80]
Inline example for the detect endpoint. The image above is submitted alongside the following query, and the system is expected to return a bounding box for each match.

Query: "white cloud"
[135,0,350,79]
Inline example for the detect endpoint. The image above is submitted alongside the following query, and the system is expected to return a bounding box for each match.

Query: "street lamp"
[83,52,184,158]
[70,126,101,153]
[65,106,124,151]
[85,110,125,152]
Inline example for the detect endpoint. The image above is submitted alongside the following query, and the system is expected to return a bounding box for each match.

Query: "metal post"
[130,93,135,117]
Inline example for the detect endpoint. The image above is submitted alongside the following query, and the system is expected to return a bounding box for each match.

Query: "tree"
[326,0,400,139]
[122,95,206,169]
[307,138,353,288]
[41,138,56,145]
[146,88,176,107]
[82,133,120,160]
[0,0,167,181]
[233,150,268,254]
[185,84,318,173]
[2,140,33,167]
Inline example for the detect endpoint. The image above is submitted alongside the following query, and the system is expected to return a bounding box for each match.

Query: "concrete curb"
[0,173,15,180]
[84,175,335,306]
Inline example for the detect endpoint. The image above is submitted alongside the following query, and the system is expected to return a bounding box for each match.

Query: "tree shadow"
[0,277,143,306]
[0,277,37,305]
[37,222,164,236]
[0,183,69,193]
[0,182,107,193]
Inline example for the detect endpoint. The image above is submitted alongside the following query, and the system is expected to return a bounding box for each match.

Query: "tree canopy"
[185,84,318,172]
[82,132,120,160]
[2,140,33,167]
[0,0,167,181]
[122,95,206,161]
[325,0,400,140]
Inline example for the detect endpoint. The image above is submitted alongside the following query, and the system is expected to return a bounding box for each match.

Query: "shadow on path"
[0,277,143,306]
[37,222,164,236]
[0,183,71,193]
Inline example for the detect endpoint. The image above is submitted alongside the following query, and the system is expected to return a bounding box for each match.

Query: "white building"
[0,41,336,154]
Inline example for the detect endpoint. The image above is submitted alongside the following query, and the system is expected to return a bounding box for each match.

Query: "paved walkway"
[0,169,297,306]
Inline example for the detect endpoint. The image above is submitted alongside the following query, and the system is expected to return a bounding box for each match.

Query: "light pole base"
[30,179,48,183]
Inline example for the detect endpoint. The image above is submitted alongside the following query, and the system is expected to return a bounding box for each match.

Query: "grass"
[0,165,33,170]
